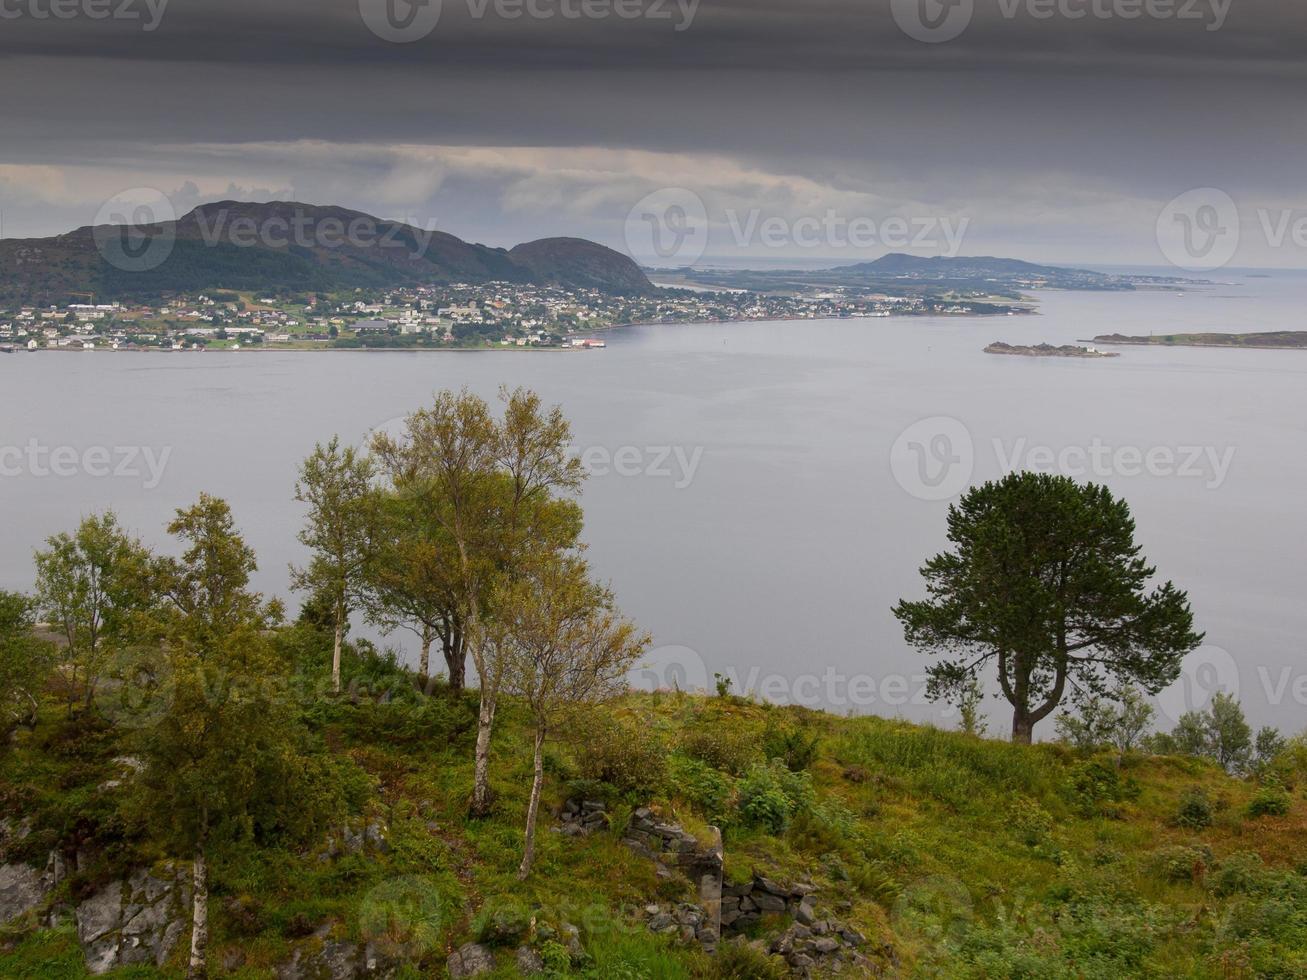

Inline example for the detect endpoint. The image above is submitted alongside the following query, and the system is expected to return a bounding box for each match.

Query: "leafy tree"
[33,512,151,713]
[371,388,584,816]
[292,437,379,692]
[487,556,647,878]
[1167,692,1254,774]
[894,473,1203,743]
[1254,726,1287,772]
[1056,683,1155,760]
[1055,693,1116,751]
[1108,684,1156,757]
[0,591,55,738]
[126,495,328,980]
[363,489,466,687]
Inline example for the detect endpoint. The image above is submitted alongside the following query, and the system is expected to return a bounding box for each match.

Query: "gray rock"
[795,899,817,927]
[814,937,840,955]
[753,893,787,913]
[320,941,361,980]
[0,863,51,924]
[447,942,496,978]
[647,912,676,933]
[76,880,124,945]
[515,946,545,975]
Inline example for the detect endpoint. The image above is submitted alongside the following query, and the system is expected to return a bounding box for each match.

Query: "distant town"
[0,279,1028,354]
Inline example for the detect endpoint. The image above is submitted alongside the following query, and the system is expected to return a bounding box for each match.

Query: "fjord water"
[3,270,1305,731]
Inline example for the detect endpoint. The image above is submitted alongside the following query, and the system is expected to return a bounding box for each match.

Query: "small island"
[985,342,1120,358]
[1091,331,1307,350]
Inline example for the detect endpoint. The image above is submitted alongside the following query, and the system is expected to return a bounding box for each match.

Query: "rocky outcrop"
[275,937,398,979]
[74,864,191,974]
[320,817,391,861]
[766,917,871,976]
[559,799,610,837]
[0,860,56,924]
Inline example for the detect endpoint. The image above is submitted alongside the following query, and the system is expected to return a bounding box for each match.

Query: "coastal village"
[0,280,965,353]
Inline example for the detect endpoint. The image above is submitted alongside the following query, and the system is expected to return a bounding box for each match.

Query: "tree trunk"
[188,839,208,980]
[444,628,466,693]
[419,625,432,679]
[470,691,497,817]
[518,724,546,880]
[331,614,344,695]
[1011,711,1034,745]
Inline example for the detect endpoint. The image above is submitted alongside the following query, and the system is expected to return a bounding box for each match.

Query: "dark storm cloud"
[1,0,1305,264]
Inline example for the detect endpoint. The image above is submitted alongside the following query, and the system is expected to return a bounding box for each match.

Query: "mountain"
[509,237,653,294]
[0,201,653,303]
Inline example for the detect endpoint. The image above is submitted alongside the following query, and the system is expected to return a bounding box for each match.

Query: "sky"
[1,0,1305,268]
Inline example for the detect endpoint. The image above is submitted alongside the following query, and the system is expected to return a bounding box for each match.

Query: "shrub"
[737,760,814,834]
[1212,851,1267,898]
[1006,797,1055,846]
[667,755,735,826]
[1175,787,1214,829]
[1246,784,1292,818]
[575,714,667,796]
[1065,759,1139,817]
[678,725,761,776]
[1150,844,1211,884]
[762,717,822,772]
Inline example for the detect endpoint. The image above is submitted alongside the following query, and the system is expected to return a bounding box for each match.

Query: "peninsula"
[1092,332,1307,350]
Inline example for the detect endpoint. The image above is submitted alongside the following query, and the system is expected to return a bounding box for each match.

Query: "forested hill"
[0,201,654,304]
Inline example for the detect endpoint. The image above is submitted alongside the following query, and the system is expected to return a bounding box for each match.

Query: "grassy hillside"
[2,639,1305,979]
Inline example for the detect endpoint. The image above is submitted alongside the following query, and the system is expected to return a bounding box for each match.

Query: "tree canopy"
[894,472,1203,743]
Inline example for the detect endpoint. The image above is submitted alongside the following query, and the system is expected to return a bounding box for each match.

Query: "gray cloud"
[1,0,1304,265]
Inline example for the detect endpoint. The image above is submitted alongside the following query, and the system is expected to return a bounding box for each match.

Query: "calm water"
[3,270,1305,733]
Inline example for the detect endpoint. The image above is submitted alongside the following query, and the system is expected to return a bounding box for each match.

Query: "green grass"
[3,650,1306,978]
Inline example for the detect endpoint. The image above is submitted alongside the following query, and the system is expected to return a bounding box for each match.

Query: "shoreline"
[4,309,1038,355]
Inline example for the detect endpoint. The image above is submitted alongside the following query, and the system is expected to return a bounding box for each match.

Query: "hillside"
[3,644,1305,979]
[833,255,1136,291]
[0,202,653,304]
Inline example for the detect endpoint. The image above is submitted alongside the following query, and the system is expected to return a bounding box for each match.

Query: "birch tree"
[363,491,466,687]
[129,495,328,980]
[487,557,648,878]
[371,387,583,817]
[292,437,378,693]
[0,591,55,739]
[33,512,150,712]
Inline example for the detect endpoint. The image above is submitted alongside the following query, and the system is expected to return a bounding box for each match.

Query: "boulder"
[447,942,496,978]
[0,862,52,924]
[515,946,545,975]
